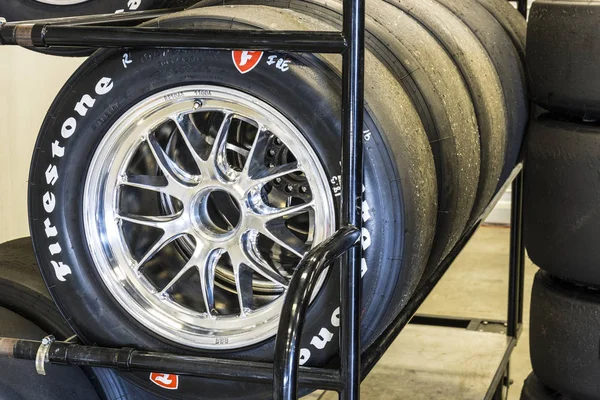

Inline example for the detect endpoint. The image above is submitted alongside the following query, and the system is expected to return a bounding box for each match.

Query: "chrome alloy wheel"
[84,86,335,349]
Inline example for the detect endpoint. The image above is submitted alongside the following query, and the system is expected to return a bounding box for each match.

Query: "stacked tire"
[523,1,600,399]
[25,0,527,398]
[0,238,160,400]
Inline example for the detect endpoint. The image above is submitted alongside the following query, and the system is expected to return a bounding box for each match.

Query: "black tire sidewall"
[29,47,403,399]
[530,271,600,399]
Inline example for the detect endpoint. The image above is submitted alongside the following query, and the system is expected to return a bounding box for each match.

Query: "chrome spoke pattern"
[84,86,334,349]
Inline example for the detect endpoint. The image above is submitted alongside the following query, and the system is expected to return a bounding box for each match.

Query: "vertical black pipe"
[517,0,528,18]
[272,227,360,399]
[507,172,524,338]
[340,0,365,396]
[515,171,526,327]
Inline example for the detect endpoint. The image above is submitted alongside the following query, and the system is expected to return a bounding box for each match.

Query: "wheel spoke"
[242,127,269,179]
[241,235,289,288]
[146,133,196,187]
[158,244,220,317]
[158,256,198,297]
[225,142,250,157]
[208,113,233,163]
[119,174,189,202]
[199,248,222,316]
[258,224,309,258]
[232,262,254,316]
[117,213,180,230]
[241,162,302,192]
[172,116,208,175]
[117,213,186,270]
[256,202,314,224]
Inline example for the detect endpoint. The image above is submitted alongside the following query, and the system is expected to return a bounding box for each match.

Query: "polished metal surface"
[84,86,335,349]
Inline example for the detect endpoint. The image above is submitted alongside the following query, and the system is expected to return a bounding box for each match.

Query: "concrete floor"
[303,225,537,400]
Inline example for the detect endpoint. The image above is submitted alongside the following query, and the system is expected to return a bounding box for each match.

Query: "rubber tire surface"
[524,114,600,287]
[0,238,161,400]
[521,372,566,400]
[530,271,600,400]
[475,0,527,65]
[28,6,437,400]
[377,0,506,229]
[0,0,166,57]
[0,306,102,400]
[527,0,600,119]
[197,0,482,284]
[432,0,528,196]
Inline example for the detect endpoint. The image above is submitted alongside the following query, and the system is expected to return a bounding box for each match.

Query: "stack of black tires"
[522,1,600,399]
[0,238,161,400]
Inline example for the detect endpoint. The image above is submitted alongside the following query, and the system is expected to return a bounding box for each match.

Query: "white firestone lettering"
[362,199,372,222]
[331,307,340,327]
[95,77,114,95]
[361,258,368,278]
[361,227,371,250]
[310,328,334,350]
[48,243,62,256]
[42,76,115,284]
[74,94,97,117]
[299,349,311,366]
[45,165,58,186]
[51,141,64,158]
[50,261,72,282]
[43,218,58,238]
[61,117,77,139]
[43,192,56,213]
[127,0,142,10]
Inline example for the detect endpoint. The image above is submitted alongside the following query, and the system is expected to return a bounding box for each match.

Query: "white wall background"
[0,48,81,243]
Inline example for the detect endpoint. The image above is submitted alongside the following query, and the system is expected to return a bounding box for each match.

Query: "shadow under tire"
[520,372,564,400]
[524,113,600,287]
[527,0,600,119]
[530,271,600,399]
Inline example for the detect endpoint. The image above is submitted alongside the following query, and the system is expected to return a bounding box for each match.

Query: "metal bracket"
[35,335,55,376]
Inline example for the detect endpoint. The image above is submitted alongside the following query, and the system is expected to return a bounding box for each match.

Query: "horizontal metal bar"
[0,338,344,391]
[410,314,507,331]
[0,24,347,53]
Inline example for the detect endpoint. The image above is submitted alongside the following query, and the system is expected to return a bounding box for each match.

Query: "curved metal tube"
[273,226,360,400]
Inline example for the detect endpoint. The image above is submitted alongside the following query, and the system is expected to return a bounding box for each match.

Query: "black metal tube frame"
[0,1,528,399]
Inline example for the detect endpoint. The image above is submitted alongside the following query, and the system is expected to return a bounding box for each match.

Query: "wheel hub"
[191,188,242,240]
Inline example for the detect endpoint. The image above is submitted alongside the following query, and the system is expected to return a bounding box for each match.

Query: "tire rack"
[0,1,528,399]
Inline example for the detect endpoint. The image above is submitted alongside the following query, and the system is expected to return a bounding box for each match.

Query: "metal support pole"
[339,0,365,397]
[273,227,360,399]
[507,171,524,339]
[517,0,528,18]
